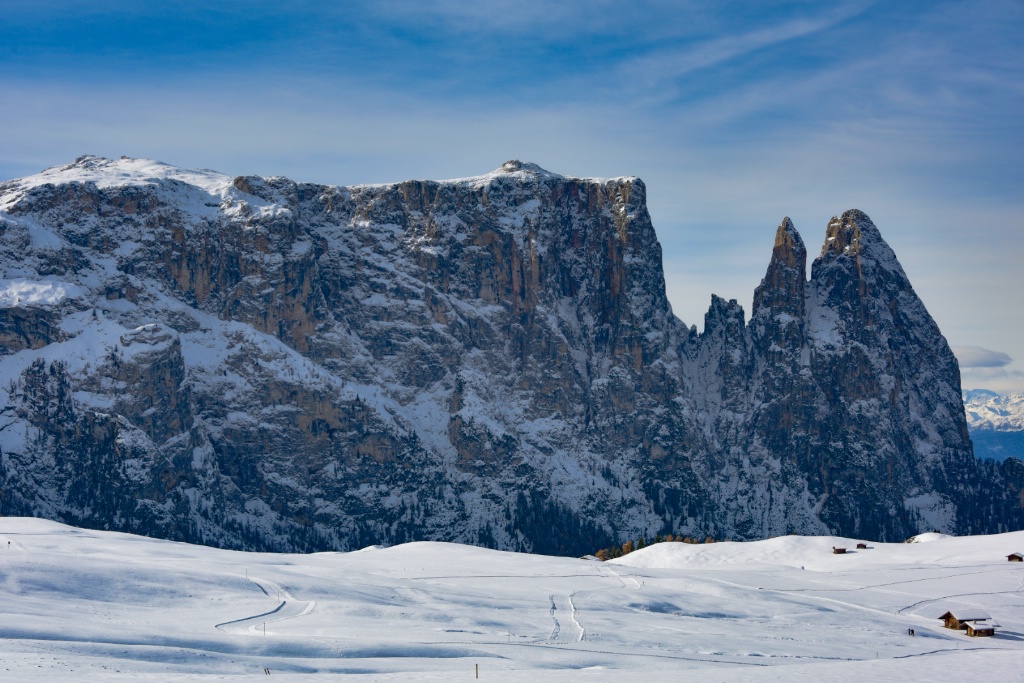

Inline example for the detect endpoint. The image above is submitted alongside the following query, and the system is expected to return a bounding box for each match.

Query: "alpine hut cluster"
[938,610,999,637]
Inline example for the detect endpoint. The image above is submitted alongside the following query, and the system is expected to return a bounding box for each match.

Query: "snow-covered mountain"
[963,390,1024,462]
[0,156,1020,552]
[964,390,1024,431]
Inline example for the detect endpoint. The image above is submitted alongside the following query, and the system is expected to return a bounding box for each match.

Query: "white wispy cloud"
[953,346,1014,368]
[614,2,875,100]
[1,1,1021,375]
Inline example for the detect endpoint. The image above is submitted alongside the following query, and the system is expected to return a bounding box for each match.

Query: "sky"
[1,0,1022,391]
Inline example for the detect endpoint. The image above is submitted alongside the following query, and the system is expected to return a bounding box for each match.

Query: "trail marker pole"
[475,663,478,679]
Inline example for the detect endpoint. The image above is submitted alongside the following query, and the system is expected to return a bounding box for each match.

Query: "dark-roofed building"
[965,620,998,637]
[938,609,998,636]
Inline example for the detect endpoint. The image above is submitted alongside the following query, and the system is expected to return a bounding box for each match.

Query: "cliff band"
[0,156,1020,553]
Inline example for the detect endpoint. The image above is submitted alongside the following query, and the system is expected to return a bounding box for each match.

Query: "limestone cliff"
[0,156,1019,553]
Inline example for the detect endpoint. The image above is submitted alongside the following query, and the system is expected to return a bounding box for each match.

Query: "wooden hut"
[856,543,868,549]
[964,620,998,637]
[832,546,846,555]
[1007,552,1023,562]
[938,609,995,634]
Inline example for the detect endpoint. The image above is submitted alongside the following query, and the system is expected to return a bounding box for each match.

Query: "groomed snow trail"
[603,564,641,589]
[547,594,560,640]
[547,594,584,643]
[215,575,316,635]
[568,592,585,642]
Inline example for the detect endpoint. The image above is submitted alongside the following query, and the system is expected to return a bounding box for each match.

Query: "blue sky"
[2,1,1022,391]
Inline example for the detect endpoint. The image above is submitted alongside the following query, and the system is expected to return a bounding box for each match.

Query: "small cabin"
[832,546,846,555]
[938,609,996,635]
[1008,552,1023,562]
[856,543,868,549]
[965,621,998,637]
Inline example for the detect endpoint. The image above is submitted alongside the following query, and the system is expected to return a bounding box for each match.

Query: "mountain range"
[0,156,1021,553]
[963,389,1024,463]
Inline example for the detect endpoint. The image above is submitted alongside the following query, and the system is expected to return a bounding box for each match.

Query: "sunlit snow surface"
[1,520,1023,681]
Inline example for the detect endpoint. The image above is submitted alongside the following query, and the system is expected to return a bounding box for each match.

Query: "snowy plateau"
[2,519,1024,681]
[0,155,1022,557]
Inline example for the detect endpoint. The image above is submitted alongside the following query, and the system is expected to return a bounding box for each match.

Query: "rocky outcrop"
[0,307,61,353]
[0,156,1019,553]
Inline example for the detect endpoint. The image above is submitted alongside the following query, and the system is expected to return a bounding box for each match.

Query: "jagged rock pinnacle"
[820,209,876,259]
[772,217,805,269]
[752,216,807,317]
[815,209,908,287]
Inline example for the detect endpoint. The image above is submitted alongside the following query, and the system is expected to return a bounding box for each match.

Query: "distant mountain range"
[0,156,1021,553]
[964,390,1024,463]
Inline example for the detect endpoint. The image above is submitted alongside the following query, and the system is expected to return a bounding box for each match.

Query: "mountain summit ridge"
[0,157,1019,553]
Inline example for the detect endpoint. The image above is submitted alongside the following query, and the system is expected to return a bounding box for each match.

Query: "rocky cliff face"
[0,156,1019,553]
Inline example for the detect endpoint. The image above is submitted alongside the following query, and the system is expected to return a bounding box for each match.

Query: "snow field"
[1,520,1023,681]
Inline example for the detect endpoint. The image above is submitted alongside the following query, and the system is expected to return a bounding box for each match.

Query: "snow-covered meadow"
[1,518,1022,681]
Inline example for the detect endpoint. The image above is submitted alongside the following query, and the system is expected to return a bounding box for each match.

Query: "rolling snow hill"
[1,518,1023,681]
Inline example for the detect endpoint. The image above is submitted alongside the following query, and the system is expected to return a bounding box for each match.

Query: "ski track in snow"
[591,565,621,597]
[545,593,585,643]
[568,592,585,642]
[0,534,26,551]
[704,572,941,624]
[770,566,1021,593]
[749,564,1024,618]
[898,589,1024,616]
[603,564,642,589]
[702,563,1024,626]
[546,594,560,640]
[540,563,639,644]
[215,576,316,635]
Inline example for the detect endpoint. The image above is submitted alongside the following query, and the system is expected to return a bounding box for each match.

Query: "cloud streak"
[616,1,876,100]
[953,346,1014,368]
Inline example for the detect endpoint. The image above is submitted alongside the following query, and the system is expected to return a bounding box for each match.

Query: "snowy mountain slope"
[1,518,1023,681]
[963,390,1024,462]
[964,390,1024,432]
[0,155,1020,553]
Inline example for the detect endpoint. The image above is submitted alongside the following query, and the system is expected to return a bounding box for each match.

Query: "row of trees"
[593,534,720,560]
